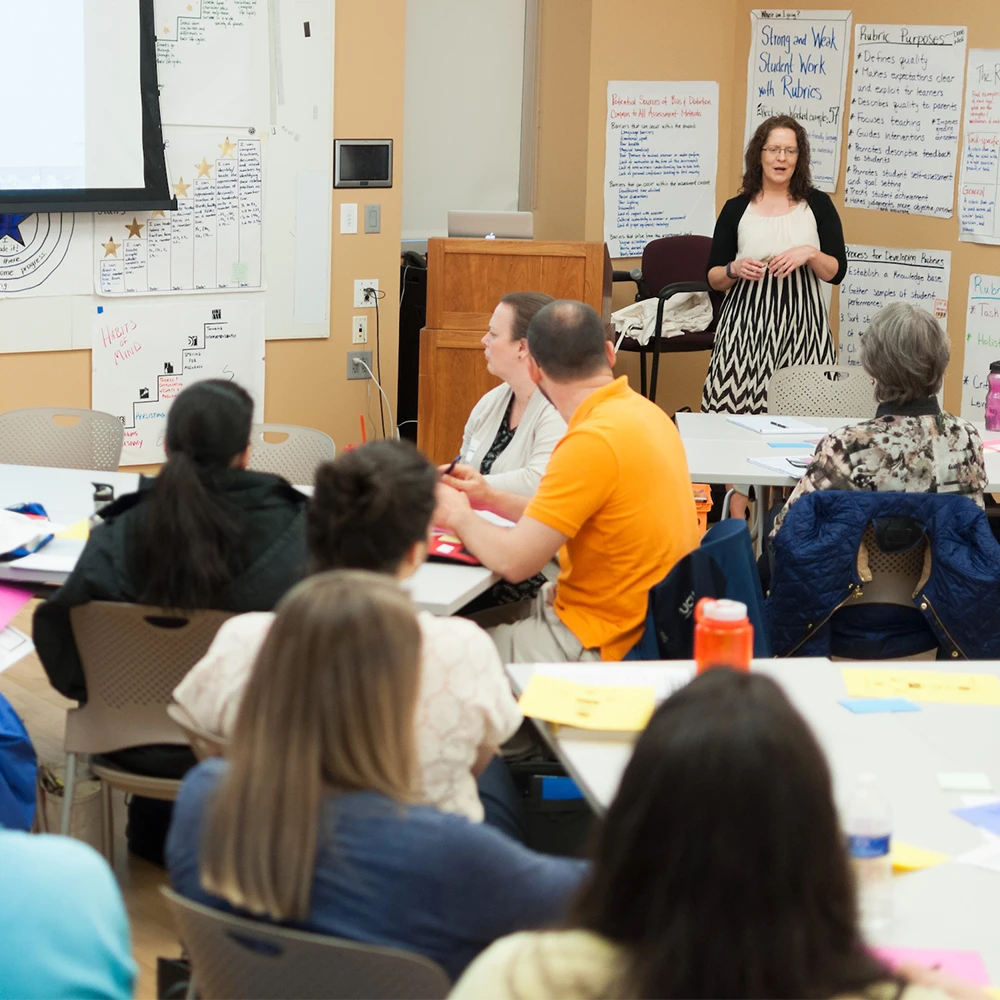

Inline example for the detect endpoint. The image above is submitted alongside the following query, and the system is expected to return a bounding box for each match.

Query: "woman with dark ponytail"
[36,380,308,700]
[34,380,308,862]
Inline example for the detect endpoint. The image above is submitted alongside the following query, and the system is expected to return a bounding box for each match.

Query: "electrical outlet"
[353,278,379,308]
[347,349,373,380]
[352,316,368,344]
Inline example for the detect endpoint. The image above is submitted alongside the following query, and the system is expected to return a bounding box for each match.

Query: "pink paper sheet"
[0,584,32,632]
[873,947,989,985]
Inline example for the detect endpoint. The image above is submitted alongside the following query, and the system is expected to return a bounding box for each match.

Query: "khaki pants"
[478,583,601,664]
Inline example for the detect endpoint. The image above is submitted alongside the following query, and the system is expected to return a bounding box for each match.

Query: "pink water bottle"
[987,362,1000,432]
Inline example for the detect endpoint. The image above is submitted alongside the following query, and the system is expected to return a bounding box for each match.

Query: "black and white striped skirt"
[701,266,835,414]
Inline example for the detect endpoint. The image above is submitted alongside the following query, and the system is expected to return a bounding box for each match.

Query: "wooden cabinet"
[417,238,611,462]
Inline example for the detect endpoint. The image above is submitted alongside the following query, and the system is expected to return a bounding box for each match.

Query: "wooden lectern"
[417,239,612,463]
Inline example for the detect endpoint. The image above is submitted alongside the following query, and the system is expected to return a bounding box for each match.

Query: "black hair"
[526,300,608,382]
[498,292,555,341]
[569,670,897,999]
[136,379,254,608]
[307,440,437,575]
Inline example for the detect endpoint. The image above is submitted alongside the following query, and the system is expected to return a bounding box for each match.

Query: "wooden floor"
[1,599,180,1000]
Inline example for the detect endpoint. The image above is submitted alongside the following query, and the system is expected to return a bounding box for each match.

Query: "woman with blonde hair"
[166,571,586,980]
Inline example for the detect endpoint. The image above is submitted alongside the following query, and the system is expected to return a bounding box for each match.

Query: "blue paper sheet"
[838,698,920,714]
[953,800,1000,838]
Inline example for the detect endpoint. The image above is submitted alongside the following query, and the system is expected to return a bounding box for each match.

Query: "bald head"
[526,300,610,383]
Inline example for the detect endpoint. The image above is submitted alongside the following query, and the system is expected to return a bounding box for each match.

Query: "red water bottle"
[694,598,753,674]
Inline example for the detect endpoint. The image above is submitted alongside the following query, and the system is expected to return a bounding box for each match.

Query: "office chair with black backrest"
[612,235,723,401]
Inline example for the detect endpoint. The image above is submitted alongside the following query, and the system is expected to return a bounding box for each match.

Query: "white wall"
[402,0,526,240]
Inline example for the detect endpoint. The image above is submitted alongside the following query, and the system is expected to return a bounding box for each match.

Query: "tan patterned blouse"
[772,397,987,536]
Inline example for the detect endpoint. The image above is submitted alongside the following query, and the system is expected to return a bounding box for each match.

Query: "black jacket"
[34,469,309,702]
[706,189,848,285]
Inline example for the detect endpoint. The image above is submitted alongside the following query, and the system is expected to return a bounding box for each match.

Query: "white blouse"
[737,200,820,261]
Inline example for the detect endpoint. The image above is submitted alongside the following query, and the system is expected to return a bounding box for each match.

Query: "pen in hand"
[443,455,462,477]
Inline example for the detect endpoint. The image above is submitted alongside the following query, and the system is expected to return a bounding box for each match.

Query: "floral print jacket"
[772,396,987,536]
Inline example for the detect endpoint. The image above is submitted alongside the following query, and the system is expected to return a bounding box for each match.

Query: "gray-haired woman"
[772,301,986,535]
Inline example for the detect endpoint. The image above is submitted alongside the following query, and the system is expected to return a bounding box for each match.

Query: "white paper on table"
[9,550,82,575]
[0,511,65,557]
[534,663,696,703]
[954,839,1000,873]
[726,415,822,434]
[746,455,809,478]
[0,626,34,676]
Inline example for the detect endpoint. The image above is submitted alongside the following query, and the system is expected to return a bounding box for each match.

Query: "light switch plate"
[340,203,358,234]
[364,203,381,234]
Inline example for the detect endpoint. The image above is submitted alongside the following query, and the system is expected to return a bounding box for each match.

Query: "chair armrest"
[657,279,711,300]
[612,267,643,283]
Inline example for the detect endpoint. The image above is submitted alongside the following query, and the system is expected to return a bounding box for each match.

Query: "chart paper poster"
[0,213,93,299]
[961,274,1000,420]
[838,245,950,367]
[745,10,852,192]
[603,81,719,259]
[92,296,265,465]
[94,128,263,296]
[845,25,967,217]
[154,0,270,128]
[959,52,1000,244]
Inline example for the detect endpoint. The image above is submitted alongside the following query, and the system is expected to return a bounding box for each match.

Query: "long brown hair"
[199,571,422,920]
[569,670,896,998]
[741,115,813,201]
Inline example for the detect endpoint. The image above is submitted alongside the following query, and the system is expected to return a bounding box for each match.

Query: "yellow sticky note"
[841,667,1000,706]
[55,519,90,542]
[518,674,655,732]
[983,987,1000,1000]
[891,841,949,874]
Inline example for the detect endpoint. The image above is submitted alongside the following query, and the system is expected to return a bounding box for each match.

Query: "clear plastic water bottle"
[986,362,1000,432]
[845,773,893,934]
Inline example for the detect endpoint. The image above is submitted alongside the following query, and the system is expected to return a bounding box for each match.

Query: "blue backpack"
[0,693,37,831]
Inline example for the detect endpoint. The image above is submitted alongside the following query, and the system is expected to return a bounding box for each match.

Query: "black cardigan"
[33,469,309,702]
[706,190,848,285]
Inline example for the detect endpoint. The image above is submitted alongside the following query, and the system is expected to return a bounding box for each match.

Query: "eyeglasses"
[763,146,799,157]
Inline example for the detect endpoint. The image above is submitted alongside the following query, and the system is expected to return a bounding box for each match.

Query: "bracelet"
[726,260,736,279]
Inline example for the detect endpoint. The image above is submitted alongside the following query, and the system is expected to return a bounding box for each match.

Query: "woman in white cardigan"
[451,292,567,610]
[458,292,567,495]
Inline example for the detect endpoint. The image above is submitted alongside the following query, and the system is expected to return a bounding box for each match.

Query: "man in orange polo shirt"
[435,299,699,662]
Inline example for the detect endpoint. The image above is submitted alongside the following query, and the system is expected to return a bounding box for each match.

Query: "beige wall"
[534,0,741,413]
[0,0,405,455]
[533,0,1000,415]
[731,0,1000,413]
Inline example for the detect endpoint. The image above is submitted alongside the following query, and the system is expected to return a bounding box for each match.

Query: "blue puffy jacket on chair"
[627,519,771,660]
[0,693,36,830]
[768,490,1000,659]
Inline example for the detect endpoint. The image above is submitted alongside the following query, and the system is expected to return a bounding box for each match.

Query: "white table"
[507,659,1000,980]
[677,412,1000,491]
[0,463,498,614]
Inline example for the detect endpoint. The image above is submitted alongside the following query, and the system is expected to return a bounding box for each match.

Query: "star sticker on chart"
[102,237,121,258]
[151,210,167,218]
[0,214,29,247]
[195,157,213,179]
[173,176,191,198]
[125,217,145,239]
[218,137,237,158]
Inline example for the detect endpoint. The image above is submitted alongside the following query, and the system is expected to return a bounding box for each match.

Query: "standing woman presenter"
[702,115,847,415]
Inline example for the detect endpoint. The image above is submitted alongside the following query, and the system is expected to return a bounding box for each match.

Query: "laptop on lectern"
[446,210,534,240]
